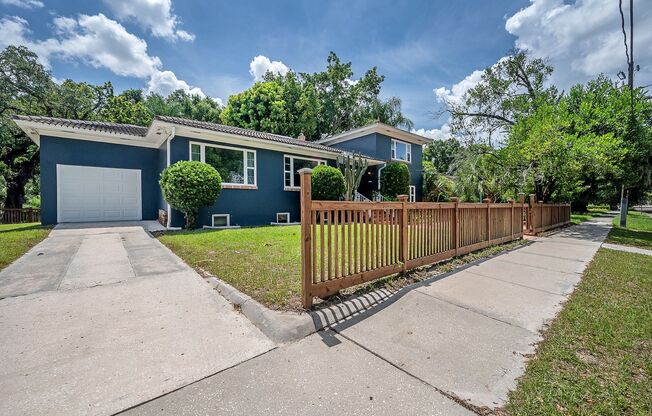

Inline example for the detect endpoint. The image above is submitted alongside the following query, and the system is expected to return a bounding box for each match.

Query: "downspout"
[377,163,387,199]
[166,126,176,228]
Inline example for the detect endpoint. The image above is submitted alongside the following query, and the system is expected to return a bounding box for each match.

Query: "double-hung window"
[391,139,411,163]
[190,142,256,188]
[284,155,326,190]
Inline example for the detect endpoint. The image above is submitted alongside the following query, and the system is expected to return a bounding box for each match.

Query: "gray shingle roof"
[12,114,383,161]
[154,115,344,153]
[12,114,149,137]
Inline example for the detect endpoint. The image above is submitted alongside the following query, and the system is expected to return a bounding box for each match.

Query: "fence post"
[398,194,408,271]
[528,194,536,235]
[299,168,313,309]
[518,193,525,235]
[483,198,491,243]
[508,198,515,240]
[451,197,460,256]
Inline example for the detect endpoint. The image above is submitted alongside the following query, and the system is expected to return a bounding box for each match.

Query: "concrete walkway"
[0,223,274,416]
[124,216,613,415]
[602,242,652,256]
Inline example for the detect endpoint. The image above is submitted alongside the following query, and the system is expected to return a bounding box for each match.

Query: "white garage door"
[57,165,142,223]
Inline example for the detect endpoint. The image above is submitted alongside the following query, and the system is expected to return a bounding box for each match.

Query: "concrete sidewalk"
[125,216,613,415]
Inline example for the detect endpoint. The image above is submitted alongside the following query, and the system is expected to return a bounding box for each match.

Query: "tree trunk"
[4,181,26,208]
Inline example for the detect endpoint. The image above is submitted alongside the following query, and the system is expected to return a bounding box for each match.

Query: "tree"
[449,144,513,202]
[423,138,461,174]
[104,89,223,126]
[311,165,345,200]
[358,96,414,130]
[146,90,222,123]
[423,161,454,202]
[337,153,368,201]
[159,161,222,228]
[227,52,412,140]
[380,162,410,198]
[221,82,291,135]
[103,91,152,126]
[0,46,113,208]
[440,51,558,146]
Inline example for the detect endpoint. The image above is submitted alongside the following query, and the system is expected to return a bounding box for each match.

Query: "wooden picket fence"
[525,195,571,234]
[299,169,549,308]
[0,208,41,224]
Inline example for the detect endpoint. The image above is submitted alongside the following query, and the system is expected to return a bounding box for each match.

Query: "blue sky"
[1,0,650,138]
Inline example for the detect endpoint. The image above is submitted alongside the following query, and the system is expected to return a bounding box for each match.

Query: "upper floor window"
[189,142,256,187]
[284,155,326,190]
[391,139,411,163]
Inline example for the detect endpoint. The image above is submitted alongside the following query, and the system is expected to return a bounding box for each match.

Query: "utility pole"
[619,0,634,227]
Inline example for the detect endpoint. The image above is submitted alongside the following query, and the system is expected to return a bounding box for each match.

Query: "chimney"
[297,132,306,141]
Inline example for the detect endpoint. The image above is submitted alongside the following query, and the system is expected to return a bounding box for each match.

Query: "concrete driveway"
[0,222,274,416]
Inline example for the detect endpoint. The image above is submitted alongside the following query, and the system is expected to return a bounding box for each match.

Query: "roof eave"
[13,118,159,148]
[319,122,432,146]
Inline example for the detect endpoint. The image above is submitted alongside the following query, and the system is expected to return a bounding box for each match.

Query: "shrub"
[380,162,410,198]
[311,165,345,200]
[160,161,222,229]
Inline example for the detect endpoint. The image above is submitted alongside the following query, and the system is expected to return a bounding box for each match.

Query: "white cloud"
[434,69,485,106]
[0,0,43,9]
[54,14,162,78]
[505,0,652,89]
[102,0,194,42]
[0,14,205,99]
[147,69,205,97]
[249,55,289,82]
[412,126,451,141]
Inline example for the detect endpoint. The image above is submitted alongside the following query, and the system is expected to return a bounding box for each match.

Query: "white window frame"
[283,154,326,191]
[189,141,257,188]
[276,212,290,223]
[212,214,230,227]
[391,139,411,163]
[409,185,416,202]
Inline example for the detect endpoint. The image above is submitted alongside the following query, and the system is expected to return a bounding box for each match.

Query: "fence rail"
[298,169,571,308]
[0,208,41,224]
[525,195,571,234]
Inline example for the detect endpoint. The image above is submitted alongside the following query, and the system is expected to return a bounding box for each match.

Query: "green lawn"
[0,223,51,271]
[507,248,652,415]
[606,211,652,249]
[159,224,525,311]
[159,226,303,310]
[571,205,610,224]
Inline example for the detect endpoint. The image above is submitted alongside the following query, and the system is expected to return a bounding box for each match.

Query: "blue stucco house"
[13,115,431,228]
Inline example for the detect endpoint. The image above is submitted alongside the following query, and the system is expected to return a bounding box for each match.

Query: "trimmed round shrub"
[311,165,345,201]
[160,161,222,229]
[380,162,410,198]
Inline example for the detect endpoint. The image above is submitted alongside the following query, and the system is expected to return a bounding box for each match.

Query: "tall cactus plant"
[337,153,369,201]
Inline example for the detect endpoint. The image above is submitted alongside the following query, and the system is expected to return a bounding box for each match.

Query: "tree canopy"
[224,52,413,140]
[432,51,652,209]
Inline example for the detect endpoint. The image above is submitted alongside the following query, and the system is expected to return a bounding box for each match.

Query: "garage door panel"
[57,165,142,223]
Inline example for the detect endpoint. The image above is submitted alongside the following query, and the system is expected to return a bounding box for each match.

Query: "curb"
[205,277,319,343]
[205,275,405,344]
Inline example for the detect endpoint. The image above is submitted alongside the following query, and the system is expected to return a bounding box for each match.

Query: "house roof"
[153,115,343,154]
[318,121,432,146]
[12,114,149,137]
[11,114,385,163]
